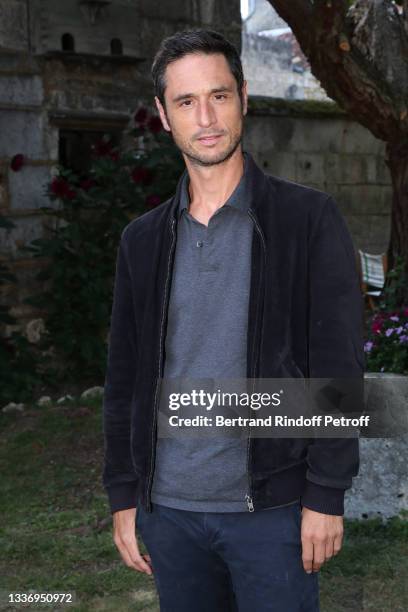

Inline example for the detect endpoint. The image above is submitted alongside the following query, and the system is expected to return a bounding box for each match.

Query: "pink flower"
[134,107,148,124]
[50,177,76,200]
[147,116,162,134]
[145,194,161,209]
[80,178,96,191]
[10,154,25,172]
[92,139,113,157]
[131,167,153,185]
[371,320,383,334]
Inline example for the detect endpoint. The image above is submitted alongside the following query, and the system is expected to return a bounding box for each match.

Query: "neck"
[184,147,245,219]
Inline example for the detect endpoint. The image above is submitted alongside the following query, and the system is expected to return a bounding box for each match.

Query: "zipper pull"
[245,494,255,512]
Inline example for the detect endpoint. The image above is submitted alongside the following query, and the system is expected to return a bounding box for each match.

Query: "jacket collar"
[169,149,272,223]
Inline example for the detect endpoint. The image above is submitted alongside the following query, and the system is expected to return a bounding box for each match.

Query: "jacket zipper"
[145,216,177,512]
[245,209,266,512]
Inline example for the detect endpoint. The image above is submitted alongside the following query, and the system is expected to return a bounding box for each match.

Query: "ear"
[154,96,171,132]
[242,80,248,116]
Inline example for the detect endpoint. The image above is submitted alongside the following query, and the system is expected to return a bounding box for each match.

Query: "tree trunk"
[267,0,408,307]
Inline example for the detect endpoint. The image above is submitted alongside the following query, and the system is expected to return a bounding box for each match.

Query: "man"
[102,29,365,612]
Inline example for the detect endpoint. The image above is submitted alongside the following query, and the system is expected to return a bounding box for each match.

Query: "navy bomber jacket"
[102,149,365,516]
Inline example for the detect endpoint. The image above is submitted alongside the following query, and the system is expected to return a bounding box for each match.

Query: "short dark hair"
[151,29,244,110]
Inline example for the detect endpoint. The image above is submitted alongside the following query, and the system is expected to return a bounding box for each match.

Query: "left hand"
[300,506,344,574]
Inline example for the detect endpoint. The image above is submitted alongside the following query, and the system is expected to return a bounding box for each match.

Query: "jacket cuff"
[301,480,345,515]
[106,482,139,514]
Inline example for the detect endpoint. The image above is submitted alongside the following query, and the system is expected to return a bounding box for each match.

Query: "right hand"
[112,507,153,575]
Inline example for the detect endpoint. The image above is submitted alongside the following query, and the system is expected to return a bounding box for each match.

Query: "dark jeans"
[136,501,320,612]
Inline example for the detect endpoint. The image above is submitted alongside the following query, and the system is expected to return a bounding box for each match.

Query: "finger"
[141,553,154,574]
[115,539,137,569]
[333,530,344,556]
[325,538,334,561]
[302,539,314,574]
[312,541,326,572]
[115,535,153,575]
[125,539,153,575]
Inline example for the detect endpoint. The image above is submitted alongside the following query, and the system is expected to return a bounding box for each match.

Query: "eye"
[215,94,227,100]
[180,100,192,107]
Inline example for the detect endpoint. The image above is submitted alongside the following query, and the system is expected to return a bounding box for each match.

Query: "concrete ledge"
[248,95,348,119]
[345,373,408,520]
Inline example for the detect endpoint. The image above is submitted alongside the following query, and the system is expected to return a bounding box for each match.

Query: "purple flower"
[364,341,374,353]
[390,315,399,322]
[385,328,394,337]
[396,326,404,335]
[398,335,408,344]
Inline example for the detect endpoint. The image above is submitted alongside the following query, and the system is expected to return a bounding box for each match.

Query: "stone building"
[0,0,240,327]
[0,0,391,331]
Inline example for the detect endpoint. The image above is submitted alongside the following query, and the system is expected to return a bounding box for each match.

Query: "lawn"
[0,397,407,611]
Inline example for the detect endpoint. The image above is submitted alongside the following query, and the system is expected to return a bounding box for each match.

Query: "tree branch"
[265,0,314,56]
[267,0,408,142]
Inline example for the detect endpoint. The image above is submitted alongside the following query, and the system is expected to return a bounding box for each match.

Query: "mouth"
[197,134,223,146]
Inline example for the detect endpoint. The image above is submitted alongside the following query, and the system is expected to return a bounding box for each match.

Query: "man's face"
[155,52,248,167]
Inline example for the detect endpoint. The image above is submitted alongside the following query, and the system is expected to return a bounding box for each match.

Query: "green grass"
[0,399,407,611]
[0,399,158,611]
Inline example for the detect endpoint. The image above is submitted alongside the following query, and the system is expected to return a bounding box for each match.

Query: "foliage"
[364,256,408,374]
[19,108,183,383]
[0,215,40,406]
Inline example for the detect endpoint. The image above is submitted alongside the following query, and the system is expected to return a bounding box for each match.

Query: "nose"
[196,99,216,128]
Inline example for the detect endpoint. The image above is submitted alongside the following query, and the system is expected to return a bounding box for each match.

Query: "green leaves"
[18,114,182,384]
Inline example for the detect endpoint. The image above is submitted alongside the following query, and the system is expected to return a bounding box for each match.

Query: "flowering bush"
[364,307,408,374]
[20,107,184,382]
[0,215,40,404]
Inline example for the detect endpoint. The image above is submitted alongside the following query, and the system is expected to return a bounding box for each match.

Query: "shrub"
[364,256,408,373]
[20,107,183,382]
[0,215,39,405]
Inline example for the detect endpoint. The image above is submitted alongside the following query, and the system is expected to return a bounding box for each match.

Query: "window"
[59,129,121,175]
[61,33,75,52]
[110,38,123,55]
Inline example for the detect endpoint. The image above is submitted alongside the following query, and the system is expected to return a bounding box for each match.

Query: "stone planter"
[345,372,408,519]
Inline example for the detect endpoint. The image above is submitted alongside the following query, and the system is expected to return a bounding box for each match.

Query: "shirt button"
[196,240,203,247]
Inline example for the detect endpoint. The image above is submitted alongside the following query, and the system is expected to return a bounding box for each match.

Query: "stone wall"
[0,0,391,332]
[0,0,241,328]
[244,97,391,255]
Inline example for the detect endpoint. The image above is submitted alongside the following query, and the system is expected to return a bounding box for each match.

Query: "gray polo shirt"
[150,152,254,512]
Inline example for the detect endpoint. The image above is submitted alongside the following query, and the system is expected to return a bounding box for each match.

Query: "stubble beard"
[164,111,244,168]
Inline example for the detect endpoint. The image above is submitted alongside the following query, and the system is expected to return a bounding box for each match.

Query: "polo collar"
[177,150,252,218]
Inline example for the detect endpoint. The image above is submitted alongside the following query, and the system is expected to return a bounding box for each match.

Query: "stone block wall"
[244,97,391,255]
[0,0,391,333]
[0,0,241,329]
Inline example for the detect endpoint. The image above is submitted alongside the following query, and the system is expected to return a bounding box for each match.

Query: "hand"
[300,506,344,574]
[112,507,153,575]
